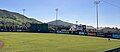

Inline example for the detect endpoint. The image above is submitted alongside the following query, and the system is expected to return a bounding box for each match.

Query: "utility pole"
[55,8,58,33]
[94,0,100,35]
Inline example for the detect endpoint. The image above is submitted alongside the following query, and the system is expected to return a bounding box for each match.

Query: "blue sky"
[0,0,120,28]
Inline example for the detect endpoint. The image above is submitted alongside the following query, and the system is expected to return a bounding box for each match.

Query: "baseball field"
[0,32,120,52]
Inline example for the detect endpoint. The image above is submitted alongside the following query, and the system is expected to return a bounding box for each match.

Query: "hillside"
[48,20,98,31]
[0,9,42,27]
[48,20,74,26]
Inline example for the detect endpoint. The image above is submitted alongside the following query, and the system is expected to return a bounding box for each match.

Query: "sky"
[0,0,120,28]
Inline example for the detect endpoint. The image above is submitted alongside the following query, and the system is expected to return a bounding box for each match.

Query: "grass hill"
[48,20,74,26]
[0,9,42,27]
[48,20,74,30]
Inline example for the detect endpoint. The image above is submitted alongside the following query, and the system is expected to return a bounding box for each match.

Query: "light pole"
[22,9,26,23]
[76,21,78,25]
[22,9,26,15]
[55,8,58,33]
[94,0,100,34]
[22,9,26,31]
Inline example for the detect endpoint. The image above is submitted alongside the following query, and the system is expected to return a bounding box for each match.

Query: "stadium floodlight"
[22,9,26,23]
[55,8,58,33]
[76,21,78,25]
[22,9,26,15]
[94,0,100,34]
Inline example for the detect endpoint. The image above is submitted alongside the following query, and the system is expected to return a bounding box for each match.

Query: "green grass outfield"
[0,32,120,52]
